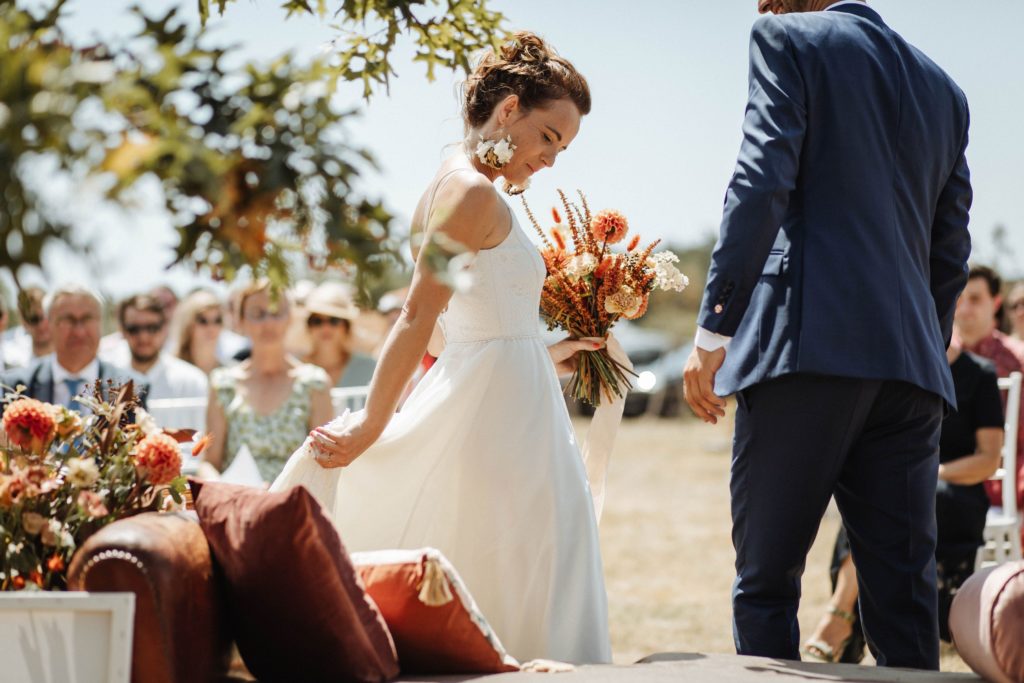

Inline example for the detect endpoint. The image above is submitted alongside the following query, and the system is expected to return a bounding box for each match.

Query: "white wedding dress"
[271,182,612,664]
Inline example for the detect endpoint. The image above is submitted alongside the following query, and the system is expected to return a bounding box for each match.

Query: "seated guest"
[1007,282,1024,343]
[106,294,208,431]
[803,336,1004,662]
[954,265,1024,516]
[303,282,376,388]
[0,285,147,410]
[204,280,333,483]
[1,286,53,369]
[173,290,230,376]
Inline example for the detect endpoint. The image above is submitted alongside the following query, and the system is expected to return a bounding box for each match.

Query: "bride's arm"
[310,176,502,465]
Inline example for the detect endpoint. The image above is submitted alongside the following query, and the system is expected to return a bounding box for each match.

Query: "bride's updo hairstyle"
[463,31,591,129]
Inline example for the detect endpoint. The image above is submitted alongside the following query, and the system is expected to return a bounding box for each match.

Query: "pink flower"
[77,490,109,519]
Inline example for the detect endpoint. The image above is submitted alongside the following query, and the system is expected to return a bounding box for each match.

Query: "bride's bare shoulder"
[414,167,504,252]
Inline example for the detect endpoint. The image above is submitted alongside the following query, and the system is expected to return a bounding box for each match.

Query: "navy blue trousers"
[731,374,943,670]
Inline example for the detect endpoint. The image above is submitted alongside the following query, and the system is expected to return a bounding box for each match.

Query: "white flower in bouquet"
[605,286,642,317]
[65,457,100,488]
[566,253,597,281]
[42,519,73,548]
[649,251,690,292]
[134,407,159,436]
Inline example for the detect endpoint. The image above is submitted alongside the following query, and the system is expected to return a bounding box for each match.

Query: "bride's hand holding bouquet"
[525,190,689,406]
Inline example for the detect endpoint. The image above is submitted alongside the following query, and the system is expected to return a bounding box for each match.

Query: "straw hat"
[304,282,360,321]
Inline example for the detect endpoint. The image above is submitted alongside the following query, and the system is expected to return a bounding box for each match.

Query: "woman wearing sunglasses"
[172,290,231,376]
[302,283,376,389]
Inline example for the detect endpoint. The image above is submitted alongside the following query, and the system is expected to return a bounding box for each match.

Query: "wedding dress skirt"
[272,213,612,664]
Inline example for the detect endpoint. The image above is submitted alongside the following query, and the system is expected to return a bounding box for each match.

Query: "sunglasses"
[23,314,43,326]
[245,308,288,322]
[125,322,165,336]
[195,314,223,326]
[307,315,346,328]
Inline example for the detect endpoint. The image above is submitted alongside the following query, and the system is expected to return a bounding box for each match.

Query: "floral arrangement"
[0,382,197,591]
[524,190,689,406]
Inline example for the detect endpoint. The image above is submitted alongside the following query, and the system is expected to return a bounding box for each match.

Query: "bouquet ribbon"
[580,335,632,524]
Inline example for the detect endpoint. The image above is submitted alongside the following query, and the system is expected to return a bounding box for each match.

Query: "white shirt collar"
[827,0,870,11]
[52,357,100,384]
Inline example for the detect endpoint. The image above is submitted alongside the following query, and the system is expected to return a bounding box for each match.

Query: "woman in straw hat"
[302,282,377,388]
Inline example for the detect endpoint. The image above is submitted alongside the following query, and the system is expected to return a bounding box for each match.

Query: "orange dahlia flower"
[2,398,57,453]
[46,554,65,573]
[134,433,182,486]
[590,209,629,245]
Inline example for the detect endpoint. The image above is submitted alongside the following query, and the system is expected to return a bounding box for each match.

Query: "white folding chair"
[330,386,370,415]
[976,371,1022,569]
[144,396,208,432]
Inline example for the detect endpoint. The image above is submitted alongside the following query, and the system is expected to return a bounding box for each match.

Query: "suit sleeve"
[698,17,807,336]
[930,103,972,346]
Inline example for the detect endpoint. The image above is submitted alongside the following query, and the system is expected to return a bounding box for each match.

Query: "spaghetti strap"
[423,167,477,228]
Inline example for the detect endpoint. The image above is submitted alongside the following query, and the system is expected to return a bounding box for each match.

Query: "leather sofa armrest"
[68,511,233,683]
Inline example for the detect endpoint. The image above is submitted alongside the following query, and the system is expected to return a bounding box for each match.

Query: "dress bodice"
[440,214,546,344]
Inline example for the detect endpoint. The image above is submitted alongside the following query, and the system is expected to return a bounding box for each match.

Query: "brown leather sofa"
[67,511,250,683]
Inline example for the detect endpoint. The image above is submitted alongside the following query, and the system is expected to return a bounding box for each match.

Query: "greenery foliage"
[0,0,506,304]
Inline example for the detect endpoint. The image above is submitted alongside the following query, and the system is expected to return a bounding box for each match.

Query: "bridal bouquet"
[0,382,193,591]
[524,190,689,406]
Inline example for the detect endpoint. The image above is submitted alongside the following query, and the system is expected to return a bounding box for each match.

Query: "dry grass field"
[592,411,970,673]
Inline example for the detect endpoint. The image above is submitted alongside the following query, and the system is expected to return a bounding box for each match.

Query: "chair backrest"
[996,372,1022,518]
[330,386,370,414]
[146,385,371,430]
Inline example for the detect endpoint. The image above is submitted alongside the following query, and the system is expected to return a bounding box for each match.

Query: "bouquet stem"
[568,348,637,407]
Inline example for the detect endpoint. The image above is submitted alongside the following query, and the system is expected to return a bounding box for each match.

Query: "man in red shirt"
[954,265,1024,520]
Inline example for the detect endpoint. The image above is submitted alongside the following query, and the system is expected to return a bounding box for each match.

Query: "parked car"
[543,320,686,417]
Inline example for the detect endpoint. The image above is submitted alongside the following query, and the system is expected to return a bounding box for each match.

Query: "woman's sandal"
[801,605,856,663]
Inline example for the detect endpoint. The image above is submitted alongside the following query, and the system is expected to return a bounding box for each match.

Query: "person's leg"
[834,381,943,670]
[934,483,989,642]
[731,374,877,659]
[804,528,862,662]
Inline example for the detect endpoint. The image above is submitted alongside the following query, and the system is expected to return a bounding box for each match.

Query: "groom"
[683,0,972,670]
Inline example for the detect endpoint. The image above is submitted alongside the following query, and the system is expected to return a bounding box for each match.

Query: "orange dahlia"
[2,399,57,454]
[590,209,629,245]
[46,554,65,573]
[134,432,182,486]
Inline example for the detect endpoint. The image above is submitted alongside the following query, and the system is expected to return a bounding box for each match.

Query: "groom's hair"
[968,265,1002,299]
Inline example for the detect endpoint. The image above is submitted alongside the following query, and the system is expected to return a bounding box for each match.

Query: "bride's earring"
[475,131,516,170]
[503,179,529,196]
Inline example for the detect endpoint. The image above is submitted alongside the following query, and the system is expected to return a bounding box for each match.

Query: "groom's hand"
[683,346,728,424]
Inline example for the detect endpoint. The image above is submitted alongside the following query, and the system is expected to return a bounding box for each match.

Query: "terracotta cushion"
[352,548,519,675]
[949,560,1024,683]
[190,479,399,683]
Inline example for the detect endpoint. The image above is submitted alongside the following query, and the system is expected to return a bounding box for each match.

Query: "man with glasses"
[0,285,146,412]
[105,294,208,430]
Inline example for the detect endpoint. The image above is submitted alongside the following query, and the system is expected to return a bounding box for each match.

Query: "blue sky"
[8,0,1024,298]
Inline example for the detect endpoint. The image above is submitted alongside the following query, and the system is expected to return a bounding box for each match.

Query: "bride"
[272,31,615,664]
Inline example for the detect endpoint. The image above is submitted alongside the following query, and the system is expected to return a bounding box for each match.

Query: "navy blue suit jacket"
[698,3,972,407]
[0,358,150,409]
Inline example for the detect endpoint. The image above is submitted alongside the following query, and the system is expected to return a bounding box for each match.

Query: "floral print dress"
[211,363,330,482]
